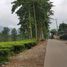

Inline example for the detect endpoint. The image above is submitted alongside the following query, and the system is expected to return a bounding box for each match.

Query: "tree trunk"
[29,8,32,39]
[41,26,44,40]
[33,1,38,40]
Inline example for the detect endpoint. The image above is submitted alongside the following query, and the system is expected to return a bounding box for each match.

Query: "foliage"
[0,33,2,42]
[0,39,36,48]
[58,23,67,39]
[0,49,10,64]
[58,23,67,32]
[11,0,53,40]
[60,34,67,40]
[51,29,57,35]
[1,27,10,42]
[0,39,37,64]
[50,29,57,39]
[11,28,17,41]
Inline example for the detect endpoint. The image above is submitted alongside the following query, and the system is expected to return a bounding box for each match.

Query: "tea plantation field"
[0,39,37,64]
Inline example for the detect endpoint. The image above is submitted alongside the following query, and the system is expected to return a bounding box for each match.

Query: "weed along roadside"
[0,39,37,65]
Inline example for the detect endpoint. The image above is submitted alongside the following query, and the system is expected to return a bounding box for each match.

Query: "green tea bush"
[25,43,32,49]
[25,42,36,49]
[0,39,37,64]
[11,45,25,54]
[0,49,10,64]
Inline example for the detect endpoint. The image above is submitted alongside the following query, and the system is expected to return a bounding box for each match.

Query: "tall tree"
[58,23,67,32]
[11,28,17,41]
[2,27,10,42]
[11,0,53,40]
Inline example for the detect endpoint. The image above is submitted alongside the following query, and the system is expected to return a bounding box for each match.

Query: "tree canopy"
[1,27,10,41]
[11,28,17,41]
[58,23,67,32]
[12,0,53,40]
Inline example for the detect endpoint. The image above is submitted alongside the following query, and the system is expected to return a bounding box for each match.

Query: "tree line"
[11,0,53,40]
[0,0,53,42]
[51,23,67,35]
[0,27,22,42]
[50,23,67,39]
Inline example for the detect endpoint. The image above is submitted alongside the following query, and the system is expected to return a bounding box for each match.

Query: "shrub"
[11,45,25,54]
[25,43,32,49]
[0,49,10,64]
[0,39,37,64]
[60,34,67,40]
[25,42,36,49]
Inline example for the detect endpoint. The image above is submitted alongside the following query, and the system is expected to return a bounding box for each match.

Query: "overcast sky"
[0,0,67,29]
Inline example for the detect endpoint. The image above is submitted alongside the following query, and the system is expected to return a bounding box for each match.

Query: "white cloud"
[50,0,67,29]
[50,0,62,5]
[0,0,19,28]
[0,0,67,29]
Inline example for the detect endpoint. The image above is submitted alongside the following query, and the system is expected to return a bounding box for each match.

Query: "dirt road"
[44,39,67,67]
